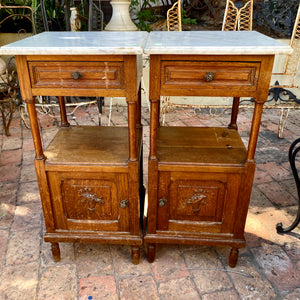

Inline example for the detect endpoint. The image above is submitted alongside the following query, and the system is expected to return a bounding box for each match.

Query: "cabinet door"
[157,171,242,234]
[47,172,129,232]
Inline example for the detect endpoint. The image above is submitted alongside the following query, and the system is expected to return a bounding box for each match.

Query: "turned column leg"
[51,242,61,262]
[228,97,240,130]
[131,246,140,265]
[229,247,239,268]
[136,83,142,128]
[147,244,156,263]
[57,96,70,127]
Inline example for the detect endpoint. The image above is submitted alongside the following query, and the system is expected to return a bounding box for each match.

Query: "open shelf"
[157,127,247,166]
[44,126,138,166]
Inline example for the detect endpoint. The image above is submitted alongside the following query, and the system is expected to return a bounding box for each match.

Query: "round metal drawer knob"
[159,198,167,207]
[204,72,215,82]
[120,199,128,208]
[72,71,82,80]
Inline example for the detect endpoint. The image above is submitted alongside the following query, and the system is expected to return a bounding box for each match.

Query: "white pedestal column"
[105,0,138,31]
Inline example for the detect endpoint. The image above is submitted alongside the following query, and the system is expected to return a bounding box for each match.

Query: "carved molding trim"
[186,189,207,213]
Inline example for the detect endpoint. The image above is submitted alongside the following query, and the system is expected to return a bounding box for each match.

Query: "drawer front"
[157,172,242,234]
[47,172,129,232]
[161,61,260,91]
[28,61,125,89]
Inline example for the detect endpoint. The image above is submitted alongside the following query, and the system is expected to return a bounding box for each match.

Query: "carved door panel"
[157,171,242,234]
[47,171,129,232]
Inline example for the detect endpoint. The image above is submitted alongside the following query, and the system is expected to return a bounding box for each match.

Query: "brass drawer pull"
[159,198,167,207]
[72,71,82,80]
[120,199,128,208]
[204,72,215,82]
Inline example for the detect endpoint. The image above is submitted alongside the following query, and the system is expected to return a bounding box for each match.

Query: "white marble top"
[0,31,148,55]
[144,31,292,55]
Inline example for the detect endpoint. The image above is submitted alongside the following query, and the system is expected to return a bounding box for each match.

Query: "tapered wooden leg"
[147,244,156,263]
[51,242,61,262]
[131,246,140,265]
[229,247,239,268]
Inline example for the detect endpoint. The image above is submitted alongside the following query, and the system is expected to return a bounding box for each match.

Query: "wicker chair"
[222,0,253,31]
[271,3,300,91]
[222,1,300,138]
[0,4,35,135]
[161,0,254,125]
[161,0,182,125]
[268,3,300,137]
[167,0,182,31]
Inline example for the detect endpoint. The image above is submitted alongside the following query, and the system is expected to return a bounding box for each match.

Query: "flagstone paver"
[0,103,299,299]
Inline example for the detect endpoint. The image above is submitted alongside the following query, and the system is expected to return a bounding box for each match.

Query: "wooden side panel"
[118,173,130,232]
[128,160,140,235]
[157,171,170,230]
[15,55,32,100]
[233,161,256,239]
[220,173,242,233]
[147,159,159,234]
[47,172,68,229]
[34,159,55,232]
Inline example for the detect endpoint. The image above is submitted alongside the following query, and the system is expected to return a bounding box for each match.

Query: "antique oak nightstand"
[143,31,292,267]
[0,31,148,264]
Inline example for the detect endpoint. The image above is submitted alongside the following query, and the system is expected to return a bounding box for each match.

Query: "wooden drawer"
[161,60,260,92]
[47,171,129,232]
[28,60,125,90]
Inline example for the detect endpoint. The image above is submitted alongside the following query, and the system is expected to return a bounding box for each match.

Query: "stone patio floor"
[0,102,299,300]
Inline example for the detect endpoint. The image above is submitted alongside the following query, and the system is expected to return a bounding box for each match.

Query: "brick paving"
[0,102,299,300]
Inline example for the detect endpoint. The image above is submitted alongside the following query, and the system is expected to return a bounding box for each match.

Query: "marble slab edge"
[0,31,149,55]
[142,46,293,55]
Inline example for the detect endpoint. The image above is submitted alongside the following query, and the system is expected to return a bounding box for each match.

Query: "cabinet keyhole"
[159,198,167,207]
[120,199,128,208]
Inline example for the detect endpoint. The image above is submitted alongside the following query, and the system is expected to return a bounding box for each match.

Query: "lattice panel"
[285,4,300,75]
[238,1,252,31]
[291,3,300,42]
[222,0,238,31]
[285,39,300,75]
[167,0,182,31]
[222,0,253,31]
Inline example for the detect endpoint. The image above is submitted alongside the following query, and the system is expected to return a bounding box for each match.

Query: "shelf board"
[44,126,132,166]
[157,127,247,166]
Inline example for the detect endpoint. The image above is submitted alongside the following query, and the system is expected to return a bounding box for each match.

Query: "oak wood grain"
[146,53,275,267]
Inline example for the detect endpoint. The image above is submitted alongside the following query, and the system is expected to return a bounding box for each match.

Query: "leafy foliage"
[254,0,299,38]
[181,9,197,25]
[130,0,162,32]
